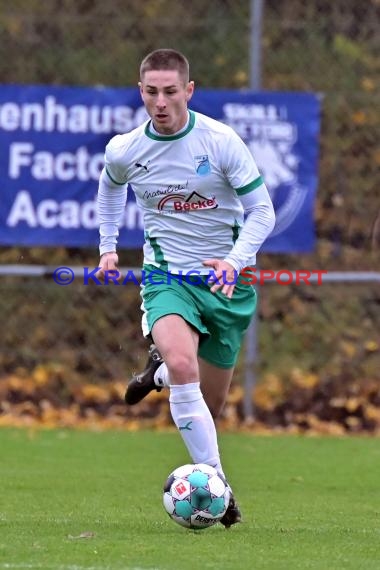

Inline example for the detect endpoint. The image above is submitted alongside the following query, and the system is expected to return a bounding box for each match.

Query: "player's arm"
[224,185,275,273]
[203,187,275,297]
[203,130,275,297]
[96,137,129,282]
[222,129,275,272]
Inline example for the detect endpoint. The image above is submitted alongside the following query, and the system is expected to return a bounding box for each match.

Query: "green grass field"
[1,428,379,570]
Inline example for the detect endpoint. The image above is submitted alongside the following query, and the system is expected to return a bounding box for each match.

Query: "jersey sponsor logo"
[157,191,218,213]
[143,181,189,200]
[194,154,211,176]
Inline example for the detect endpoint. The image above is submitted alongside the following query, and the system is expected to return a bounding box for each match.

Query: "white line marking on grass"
[0,565,161,570]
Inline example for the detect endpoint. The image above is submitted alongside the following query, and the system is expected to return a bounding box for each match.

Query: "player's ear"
[186,81,194,102]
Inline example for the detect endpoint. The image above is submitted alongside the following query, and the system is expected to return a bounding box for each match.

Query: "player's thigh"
[152,315,200,382]
[198,357,234,418]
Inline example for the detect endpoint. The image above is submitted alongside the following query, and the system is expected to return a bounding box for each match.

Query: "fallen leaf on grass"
[67,531,96,540]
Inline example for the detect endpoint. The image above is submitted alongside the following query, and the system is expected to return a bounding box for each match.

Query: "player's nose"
[156,93,166,108]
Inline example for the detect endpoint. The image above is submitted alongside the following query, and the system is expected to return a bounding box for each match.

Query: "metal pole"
[243,307,259,423]
[243,0,264,422]
[250,0,264,90]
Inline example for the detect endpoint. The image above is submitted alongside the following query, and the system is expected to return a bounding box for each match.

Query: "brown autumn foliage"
[0,274,378,433]
[1,361,380,435]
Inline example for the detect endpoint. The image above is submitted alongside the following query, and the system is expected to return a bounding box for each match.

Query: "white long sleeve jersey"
[98,110,275,273]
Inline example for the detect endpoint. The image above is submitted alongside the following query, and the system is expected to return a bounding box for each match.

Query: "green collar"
[145,110,195,141]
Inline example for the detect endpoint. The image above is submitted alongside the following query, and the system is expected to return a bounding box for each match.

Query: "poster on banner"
[0,85,320,252]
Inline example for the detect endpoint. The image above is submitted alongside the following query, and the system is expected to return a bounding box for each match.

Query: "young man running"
[96,49,275,528]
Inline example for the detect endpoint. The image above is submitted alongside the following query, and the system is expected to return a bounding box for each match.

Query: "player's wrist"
[99,246,117,257]
[223,257,243,273]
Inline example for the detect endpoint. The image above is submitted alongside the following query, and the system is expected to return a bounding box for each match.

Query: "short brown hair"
[140,49,190,83]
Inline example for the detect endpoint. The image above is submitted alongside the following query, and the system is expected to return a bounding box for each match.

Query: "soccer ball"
[163,463,230,530]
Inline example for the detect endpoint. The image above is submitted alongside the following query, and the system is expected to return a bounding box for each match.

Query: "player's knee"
[166,353,198,384]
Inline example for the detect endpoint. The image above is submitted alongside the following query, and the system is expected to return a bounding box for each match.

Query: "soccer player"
[96,49,275,528]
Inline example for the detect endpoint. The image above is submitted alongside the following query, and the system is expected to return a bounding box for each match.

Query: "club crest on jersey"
[194,155,211,176]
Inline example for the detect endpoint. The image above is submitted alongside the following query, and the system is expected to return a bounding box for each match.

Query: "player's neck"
[150,112,190,137]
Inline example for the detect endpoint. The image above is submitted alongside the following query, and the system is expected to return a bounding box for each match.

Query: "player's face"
[139,70,194,135]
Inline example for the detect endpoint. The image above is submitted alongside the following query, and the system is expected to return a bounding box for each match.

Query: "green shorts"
[140,264,257,369]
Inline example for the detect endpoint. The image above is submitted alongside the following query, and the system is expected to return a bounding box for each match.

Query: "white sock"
[169,382,224,474]
[154,362,170,388]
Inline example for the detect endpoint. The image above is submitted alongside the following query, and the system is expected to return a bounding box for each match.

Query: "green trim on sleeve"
[235,176,264,196]
[105,166,126,186]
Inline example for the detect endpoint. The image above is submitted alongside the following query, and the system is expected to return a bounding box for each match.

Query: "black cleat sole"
[220,495,242,529]
[125,344,163,405]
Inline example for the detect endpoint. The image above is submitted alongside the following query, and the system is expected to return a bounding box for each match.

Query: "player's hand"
[95,252,121,283]
[202,259,238,299]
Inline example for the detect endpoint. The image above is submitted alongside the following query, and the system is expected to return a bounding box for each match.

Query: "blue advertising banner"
[0,85,320,252]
